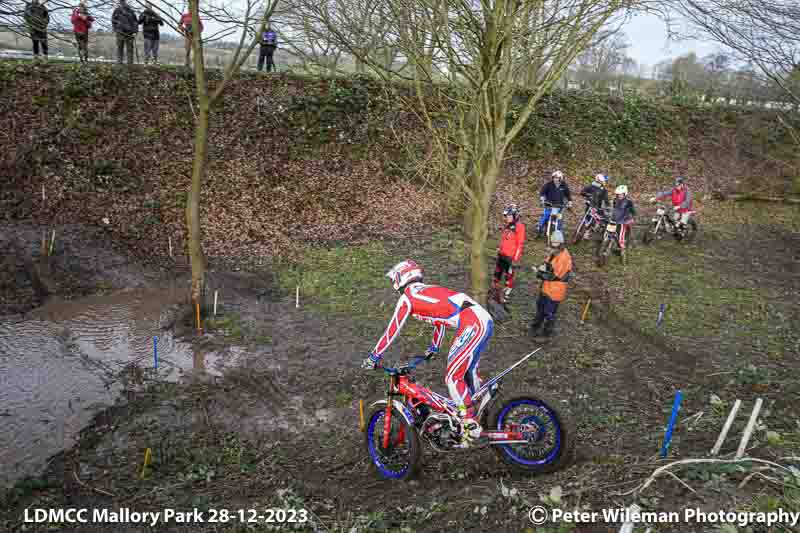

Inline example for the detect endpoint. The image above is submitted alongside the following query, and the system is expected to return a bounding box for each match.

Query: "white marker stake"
[710,399,741,456]
[296,285,299,308]
[42,184,45,201]
[736,398,763,459]
[168,236,173,258]
[213,290,218,316]
[618,504,640,533]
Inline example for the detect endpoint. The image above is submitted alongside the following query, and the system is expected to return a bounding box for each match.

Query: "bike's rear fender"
[369,399,415,426]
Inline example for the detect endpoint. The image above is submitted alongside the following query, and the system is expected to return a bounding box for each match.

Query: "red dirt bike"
[363,349,574,480]
[572,199,609,245]
[642,203,698,245]
[594,218,630,267]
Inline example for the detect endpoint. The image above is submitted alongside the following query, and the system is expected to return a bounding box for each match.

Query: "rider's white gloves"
[649,197,657,203]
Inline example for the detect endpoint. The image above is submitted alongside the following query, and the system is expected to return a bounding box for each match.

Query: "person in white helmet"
[536,170,572,238]
[362,259,494,447]
[610,184,637,250]
[530,229,573,339]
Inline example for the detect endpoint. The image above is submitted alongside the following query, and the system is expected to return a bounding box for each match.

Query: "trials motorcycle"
[363,349,574,480]
[642,203,698,245]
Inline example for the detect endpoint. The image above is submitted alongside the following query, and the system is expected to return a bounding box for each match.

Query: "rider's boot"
[542,320,555,338]
[502,287,512,312]
[528,316,544,337]
[458,406,487,447]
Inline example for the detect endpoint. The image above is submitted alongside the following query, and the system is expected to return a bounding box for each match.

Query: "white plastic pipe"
[618,504,640,533]
[296,285,299,308]
[736,398,763,459]
[710,399,741,456]
[213,290,218,316]
[42,184,45,201]
[168,236,173,257]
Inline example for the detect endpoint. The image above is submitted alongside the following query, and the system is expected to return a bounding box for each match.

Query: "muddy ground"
[1,200,799,533]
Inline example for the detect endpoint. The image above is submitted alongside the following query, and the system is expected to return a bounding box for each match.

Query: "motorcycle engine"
[421,414,461,452]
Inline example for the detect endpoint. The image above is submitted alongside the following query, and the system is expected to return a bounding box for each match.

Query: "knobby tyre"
[684,219,698,243]
[572,219,586,245]
[595,239,610,267]
[365,405,422,481]
[642,224,657,245]
[488,391,574,473]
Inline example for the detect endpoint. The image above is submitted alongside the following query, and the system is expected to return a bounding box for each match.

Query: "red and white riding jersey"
[372,283,481,357]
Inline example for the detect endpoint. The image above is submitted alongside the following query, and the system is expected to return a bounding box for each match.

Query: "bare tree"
[298,0,632,301]
[671,0,800,107]
[573,30,631,89]
[180,0,280,305]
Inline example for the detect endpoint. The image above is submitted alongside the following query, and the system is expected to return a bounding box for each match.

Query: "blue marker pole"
[660,390,682,457]
[153,336,158,370]
[656,303,666,329]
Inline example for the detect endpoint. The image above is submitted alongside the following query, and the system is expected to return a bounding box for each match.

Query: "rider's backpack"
[263,30,277,45]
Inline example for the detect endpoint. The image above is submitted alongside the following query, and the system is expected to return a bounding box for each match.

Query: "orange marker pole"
[581,299,591,323]
[196,302,202,333]
[359,400,365,432]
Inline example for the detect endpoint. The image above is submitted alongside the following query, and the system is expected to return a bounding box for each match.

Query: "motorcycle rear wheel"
[488,392,574,473]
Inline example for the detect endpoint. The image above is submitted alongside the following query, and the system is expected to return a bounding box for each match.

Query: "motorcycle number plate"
[656,208,665,215]
[606,224,617,232]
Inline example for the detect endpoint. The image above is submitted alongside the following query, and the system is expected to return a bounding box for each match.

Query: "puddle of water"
[0,288,221,489]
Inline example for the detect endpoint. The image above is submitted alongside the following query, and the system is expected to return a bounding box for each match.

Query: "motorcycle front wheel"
[365,405,422,481]
[594,238,610,267]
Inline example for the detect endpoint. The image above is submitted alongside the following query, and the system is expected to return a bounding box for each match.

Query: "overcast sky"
[622,12,720,68]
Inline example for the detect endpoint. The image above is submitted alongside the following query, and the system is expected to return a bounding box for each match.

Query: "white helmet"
[595,174,608,184]
[385,259,423,292]
[550,230,565,246]
[552,170,564,180]
[615,185,628,195]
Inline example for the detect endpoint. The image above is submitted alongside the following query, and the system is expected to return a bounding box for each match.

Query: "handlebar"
[542,201,569,209]
[382,354,432,376]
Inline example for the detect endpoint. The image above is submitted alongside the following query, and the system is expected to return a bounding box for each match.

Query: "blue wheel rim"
[496,399,562,466]
[366,410,410,479]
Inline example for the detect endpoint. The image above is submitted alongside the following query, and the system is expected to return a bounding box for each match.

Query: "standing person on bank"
[258,25,277,72]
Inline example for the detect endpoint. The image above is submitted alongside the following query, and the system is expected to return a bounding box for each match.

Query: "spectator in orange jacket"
[493,204,525,309]
[180,6,203,67]
[530,230,572,340]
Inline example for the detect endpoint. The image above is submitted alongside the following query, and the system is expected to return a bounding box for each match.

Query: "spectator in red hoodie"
[70,1,94,63]
[180,6,203,68]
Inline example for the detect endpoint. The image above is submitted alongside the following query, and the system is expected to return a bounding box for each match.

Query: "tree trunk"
[464,157,500,305]
[186,102,210,306]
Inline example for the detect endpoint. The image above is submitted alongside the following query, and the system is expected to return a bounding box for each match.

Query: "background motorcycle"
[594,219,628,267]
[572,199,608,245]
[642,203,698,245]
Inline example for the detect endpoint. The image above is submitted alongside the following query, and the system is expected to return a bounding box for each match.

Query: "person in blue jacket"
[537,170,572,238]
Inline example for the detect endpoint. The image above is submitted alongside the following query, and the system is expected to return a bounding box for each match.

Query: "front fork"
[381,376,405,449]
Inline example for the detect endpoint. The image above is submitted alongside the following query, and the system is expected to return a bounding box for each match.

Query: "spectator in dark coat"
[24,0,49,59]
[112,0,138,65]
[138,2,163,64]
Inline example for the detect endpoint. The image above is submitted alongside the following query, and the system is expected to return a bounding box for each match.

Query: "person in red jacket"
[492,204,525,309]
[180,6,203,67]
[649,176,693,227]
[70,2,94,63]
